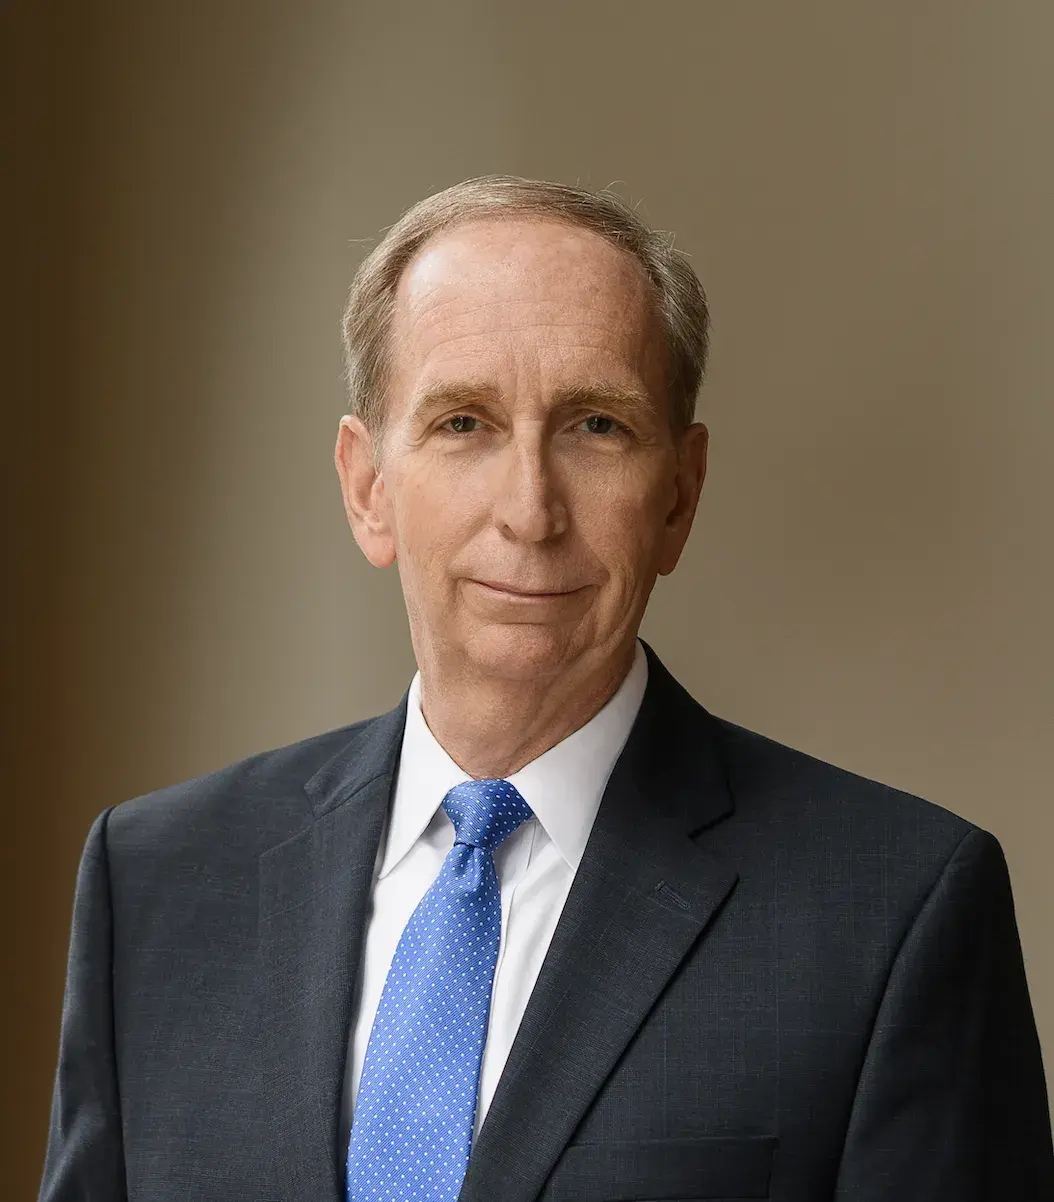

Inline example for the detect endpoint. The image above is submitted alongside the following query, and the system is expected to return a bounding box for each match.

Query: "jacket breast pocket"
[542,1135,777,1201]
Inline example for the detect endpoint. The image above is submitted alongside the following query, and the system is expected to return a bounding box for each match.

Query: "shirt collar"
[379,639,649,878]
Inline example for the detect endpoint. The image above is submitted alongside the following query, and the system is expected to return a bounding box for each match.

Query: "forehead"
[388,216,663,385]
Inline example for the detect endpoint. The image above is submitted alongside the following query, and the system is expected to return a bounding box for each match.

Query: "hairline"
[378,214,673,453]
[342,176,709,462]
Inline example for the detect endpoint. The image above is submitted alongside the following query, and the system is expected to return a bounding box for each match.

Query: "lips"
[473,579,574,597]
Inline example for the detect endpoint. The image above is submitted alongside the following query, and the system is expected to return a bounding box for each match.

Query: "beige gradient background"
[5,1,1052,1193]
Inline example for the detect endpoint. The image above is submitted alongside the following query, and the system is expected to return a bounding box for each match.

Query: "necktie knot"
[442,778,533,851]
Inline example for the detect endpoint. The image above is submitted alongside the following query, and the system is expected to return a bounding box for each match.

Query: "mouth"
[471,579,578,598]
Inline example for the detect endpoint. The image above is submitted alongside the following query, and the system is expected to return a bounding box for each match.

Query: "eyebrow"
[551,383,659,424]
[410,381,659,425]
[410,383,501,422]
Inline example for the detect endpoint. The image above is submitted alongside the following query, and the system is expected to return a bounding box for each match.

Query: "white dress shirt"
[339,638,649,1150]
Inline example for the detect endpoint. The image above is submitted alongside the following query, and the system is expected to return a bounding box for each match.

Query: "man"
[41,175,1053,1201]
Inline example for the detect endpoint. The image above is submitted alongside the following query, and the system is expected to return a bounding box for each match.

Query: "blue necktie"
[346,778,534,1202]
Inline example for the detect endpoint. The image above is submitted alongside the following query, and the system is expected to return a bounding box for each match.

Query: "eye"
[579,414,625,435]
[440,413,482,434]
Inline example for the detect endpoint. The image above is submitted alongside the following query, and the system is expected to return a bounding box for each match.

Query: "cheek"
[388,458,479,570]
[570,468,668,579]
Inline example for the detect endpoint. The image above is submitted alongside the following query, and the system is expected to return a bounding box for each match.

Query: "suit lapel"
[256,698,408,1202]
[250,642,737,1202]
[459,643,740,1202]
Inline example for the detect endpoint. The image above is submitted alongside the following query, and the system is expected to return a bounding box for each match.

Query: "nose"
[490,428,568,543]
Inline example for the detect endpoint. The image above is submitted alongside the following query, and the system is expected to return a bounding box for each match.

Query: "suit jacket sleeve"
[39,807,128,1201]
[833,826,1054,1200]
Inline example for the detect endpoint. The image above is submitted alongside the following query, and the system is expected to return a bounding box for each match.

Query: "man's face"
[338,216,707,683]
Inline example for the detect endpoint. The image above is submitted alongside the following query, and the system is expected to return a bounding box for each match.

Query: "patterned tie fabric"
[346,778,534,1202]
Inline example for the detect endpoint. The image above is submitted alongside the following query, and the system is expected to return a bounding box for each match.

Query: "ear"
[657,422,708,577]
[334,414,397,568]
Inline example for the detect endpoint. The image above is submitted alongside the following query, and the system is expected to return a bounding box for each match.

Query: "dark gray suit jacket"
[41,640,1054,1200]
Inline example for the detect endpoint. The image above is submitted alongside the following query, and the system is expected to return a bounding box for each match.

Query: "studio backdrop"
[6,2,1052,1195]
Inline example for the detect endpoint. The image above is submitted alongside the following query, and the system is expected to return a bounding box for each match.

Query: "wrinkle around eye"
[432,414,634,441]
[575,414,630,436]
[436,413,488,435]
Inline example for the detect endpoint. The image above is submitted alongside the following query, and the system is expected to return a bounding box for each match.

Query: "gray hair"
[341,174,709,450]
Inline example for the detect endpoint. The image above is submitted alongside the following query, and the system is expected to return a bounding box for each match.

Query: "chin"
[462,623,580,681]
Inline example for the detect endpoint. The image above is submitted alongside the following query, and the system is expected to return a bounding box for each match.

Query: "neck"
[416,639,638,779]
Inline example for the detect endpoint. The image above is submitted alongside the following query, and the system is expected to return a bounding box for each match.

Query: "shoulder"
[102,715,381,862]
[644,642,978,859]
[706,713,986,893]
[688,714,1022,971]
[717,716,973,831]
